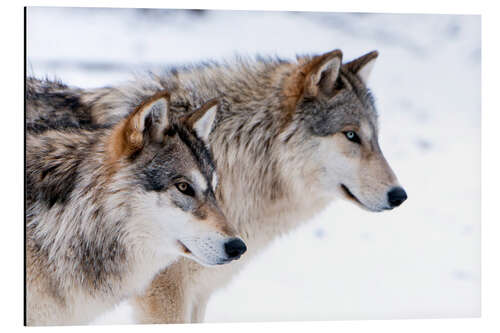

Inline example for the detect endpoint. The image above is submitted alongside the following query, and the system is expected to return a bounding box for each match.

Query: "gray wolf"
[27,49,407,323]
[25,91,246,325]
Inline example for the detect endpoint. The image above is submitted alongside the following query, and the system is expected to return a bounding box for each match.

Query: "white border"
[3,1,499,332]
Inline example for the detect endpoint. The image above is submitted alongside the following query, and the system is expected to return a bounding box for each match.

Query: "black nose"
[224,238,247,259]
[387,187,408,208]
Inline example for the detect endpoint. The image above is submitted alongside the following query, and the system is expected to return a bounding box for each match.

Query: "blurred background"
[27,7,481,323]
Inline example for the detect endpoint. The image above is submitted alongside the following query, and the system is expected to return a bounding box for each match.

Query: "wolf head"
[283,50,407,212]
[107,93,246,266]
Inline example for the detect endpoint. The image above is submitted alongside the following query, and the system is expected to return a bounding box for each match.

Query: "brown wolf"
[27,49,407,323]
[26,91,246,325]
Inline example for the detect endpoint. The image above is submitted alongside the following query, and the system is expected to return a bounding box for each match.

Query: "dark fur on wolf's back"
[26,77,92,130]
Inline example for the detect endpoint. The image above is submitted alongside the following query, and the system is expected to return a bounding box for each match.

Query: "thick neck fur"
[26,127,172,324]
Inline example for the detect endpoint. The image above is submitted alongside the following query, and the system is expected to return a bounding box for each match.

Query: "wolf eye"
[175,182,195,197]
[344,131,361,144]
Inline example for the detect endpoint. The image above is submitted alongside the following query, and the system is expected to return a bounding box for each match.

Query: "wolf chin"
[27,49,407,323]
[26,91,247,325]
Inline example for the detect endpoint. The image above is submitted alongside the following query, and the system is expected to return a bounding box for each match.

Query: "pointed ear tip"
[158,90,171,100]
[150,90,171,105]
[208,99,219,110]
[136,90,170,113]
[319,50,343,66]
[199,100,219,117]
[329,49,343,59]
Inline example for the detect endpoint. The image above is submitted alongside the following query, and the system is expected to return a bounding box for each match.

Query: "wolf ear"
[344,50,379,84]
[302,49,343,97]
[185,100,218,144]
[109,91,170,159]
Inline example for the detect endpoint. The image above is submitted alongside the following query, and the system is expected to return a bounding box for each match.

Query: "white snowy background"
[26,7,481,323]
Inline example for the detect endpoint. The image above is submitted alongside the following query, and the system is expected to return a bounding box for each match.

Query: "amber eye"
[344,131,361,144]
[175,182,195,197]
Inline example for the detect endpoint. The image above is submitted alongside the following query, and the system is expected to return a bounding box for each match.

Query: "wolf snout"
[387,186,408,208]
[224,238,247,260]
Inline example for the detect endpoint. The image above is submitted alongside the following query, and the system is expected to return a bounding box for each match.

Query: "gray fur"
[26,49,405,323]
[26,91,239,325]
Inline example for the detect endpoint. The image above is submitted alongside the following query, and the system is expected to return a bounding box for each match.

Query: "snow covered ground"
[26,7,481,323]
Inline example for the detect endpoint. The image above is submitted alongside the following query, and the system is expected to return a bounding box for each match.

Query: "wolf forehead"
[298,70,379,137]
[133,123,217,192]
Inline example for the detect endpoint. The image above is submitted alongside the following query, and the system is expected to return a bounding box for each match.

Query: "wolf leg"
[132,263,191,324]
